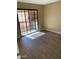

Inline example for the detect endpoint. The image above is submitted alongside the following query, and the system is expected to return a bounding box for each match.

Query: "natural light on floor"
[26,32,45,40]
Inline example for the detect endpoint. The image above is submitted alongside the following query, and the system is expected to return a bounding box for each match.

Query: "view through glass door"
[17,9,39,36]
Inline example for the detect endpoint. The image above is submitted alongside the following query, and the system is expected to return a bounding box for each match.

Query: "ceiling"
[17,0,60,5]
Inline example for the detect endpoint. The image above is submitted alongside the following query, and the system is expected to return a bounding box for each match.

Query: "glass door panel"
[17,10,27,36]
[17,9,39,36]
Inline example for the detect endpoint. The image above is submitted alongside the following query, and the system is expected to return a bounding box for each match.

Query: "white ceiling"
[17,0,60,5]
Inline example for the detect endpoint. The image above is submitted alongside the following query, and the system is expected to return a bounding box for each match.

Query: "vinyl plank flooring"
[17,31,61,59]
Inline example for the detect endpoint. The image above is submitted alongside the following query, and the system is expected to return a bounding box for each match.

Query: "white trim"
[45,28,61,34]
[51,30,61,34]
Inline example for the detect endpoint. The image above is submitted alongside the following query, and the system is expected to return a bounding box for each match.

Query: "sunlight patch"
[26,32,45,40]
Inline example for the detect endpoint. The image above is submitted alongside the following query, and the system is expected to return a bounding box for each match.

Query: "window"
[17,9,39,36]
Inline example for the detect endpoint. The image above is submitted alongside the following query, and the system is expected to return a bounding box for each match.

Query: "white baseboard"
[45,28,61,34]
[51,30,61,34]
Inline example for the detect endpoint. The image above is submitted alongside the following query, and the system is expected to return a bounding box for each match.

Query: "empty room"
[17,0,61,59]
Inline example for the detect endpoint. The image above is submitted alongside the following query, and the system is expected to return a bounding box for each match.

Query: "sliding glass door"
[17,9,39,36]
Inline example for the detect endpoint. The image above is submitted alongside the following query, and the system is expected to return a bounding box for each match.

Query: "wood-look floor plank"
[17,31,61,59]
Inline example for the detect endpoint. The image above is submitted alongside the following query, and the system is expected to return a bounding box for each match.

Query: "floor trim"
[51,30,61,34]
[45,29,61,34]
